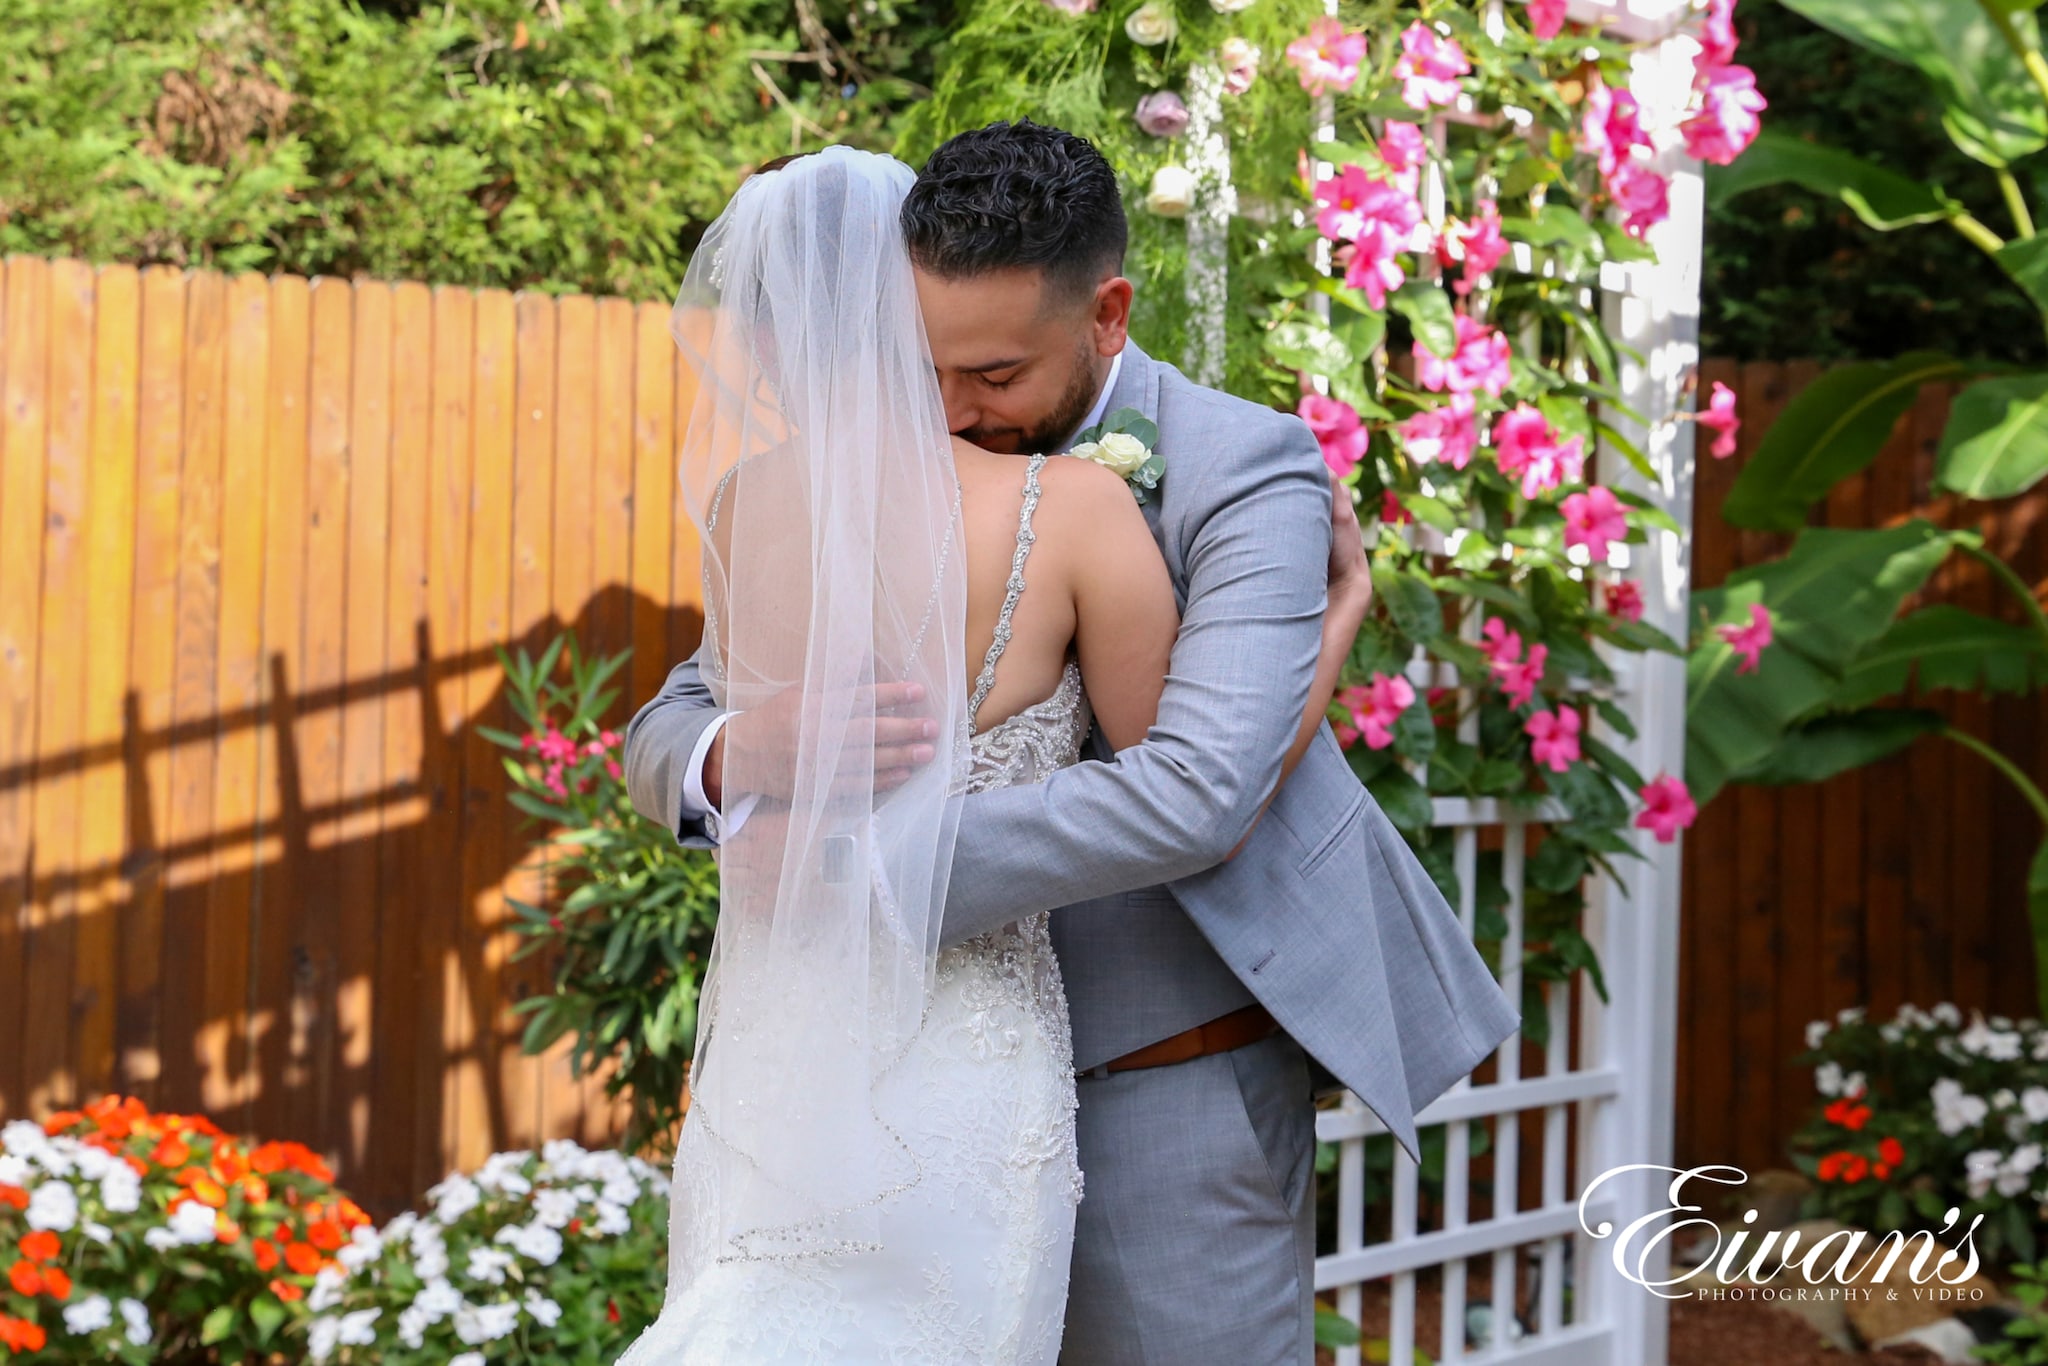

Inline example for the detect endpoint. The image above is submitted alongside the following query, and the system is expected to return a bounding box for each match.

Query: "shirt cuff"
[681,712,759,844]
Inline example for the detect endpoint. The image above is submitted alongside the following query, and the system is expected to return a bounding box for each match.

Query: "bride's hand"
[1327,474,1373,625]
[710,681,940,804]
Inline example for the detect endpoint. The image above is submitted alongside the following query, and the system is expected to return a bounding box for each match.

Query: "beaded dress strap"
[967,453,1048,732]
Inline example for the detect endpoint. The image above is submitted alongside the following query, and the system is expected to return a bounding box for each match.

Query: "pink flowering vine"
[1610,162,1671,238]
[1603,579,1645,624]
[1561,485,1628,562]
[1299,393,1367,477]
[1717,601,1773,674]
[1396,395,1479,470]
[1683,63,1766,165]
[1393,22,1470,110]
[1581,83,1650,177]
[1525,706,1582,772]
[1635,774,1698,843]
[1336,673,1416,750]
[1317,166,1429,309]
[1286,17,1368,97]
[1438,200,1509,294]
[1414,314,1512,397]
[1525,0,1568,39]
[1482,617,1549,709]
[1493,404,1586,498]
[1697,0,1739,73]
[1696,380,1740,458]
[1379,121,1427,192]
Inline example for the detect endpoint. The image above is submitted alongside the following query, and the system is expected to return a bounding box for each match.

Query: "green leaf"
[1390,280,1457,357]
[1996,234,2048,317]
[1265,319,1357,380]
[1315,1306,1363,1348]
[1938,371,2048,498]
[1838,603,2048,705]
[1706,130,1959,229]
[1776,0,2048,167]
[1530,837,1588,893]
[1727,708,1944,785]
[1724,351,1968,530]
[1373,566,1444,644]
[1685,521,1961,802]
[201,1305,238,1347]
[1367,765,1433,832]
[247,1293,286,1344]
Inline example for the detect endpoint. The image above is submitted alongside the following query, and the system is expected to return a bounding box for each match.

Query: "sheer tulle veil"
[664,146,969,1266]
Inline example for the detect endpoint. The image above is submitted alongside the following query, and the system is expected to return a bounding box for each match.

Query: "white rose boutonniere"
[1068,408,1165,503]
[1124,1,1178,47]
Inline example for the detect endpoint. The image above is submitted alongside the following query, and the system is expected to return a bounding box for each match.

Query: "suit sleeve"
[936,405,1333,946]
[622,639,727,850]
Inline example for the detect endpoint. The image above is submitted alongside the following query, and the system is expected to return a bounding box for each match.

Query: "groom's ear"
[1089,276,1134,358]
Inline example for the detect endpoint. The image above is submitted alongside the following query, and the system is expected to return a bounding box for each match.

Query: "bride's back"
[951,437,1177,748]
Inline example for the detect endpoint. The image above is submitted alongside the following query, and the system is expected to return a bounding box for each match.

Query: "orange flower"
[16,1233,58,1265]
[239,1174,271,1205]
[1823,1096,1872,1131]
[41,1111,83,1136]
[284,1242,322,1276]
[1879,1136,1906,1167]
[7,1262,43,1298]
[1817,1151,1848,1182]
[1841,1154,1870,1183]
[0,1315,46,1352]
[151,1134,191,1169]
[336,1198,370,1229]
[187,1176,229,1209]
[253,1240,279,1272]
[40,1268,69,1301]
[0,1187,27,1212]
[306,1220,345,1253]
[268,1278,303,1303]
[123,1156,148,1179]
[215,1214,242,1245]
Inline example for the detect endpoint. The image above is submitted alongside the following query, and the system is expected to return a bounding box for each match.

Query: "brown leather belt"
[1080,1003,1280,1080]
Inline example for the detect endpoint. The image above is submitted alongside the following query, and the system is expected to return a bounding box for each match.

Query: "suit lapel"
[1104,342,1165,542]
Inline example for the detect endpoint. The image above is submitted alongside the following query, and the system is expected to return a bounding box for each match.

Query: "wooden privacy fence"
[1,256,2043,1214]
[0,255,708,1215]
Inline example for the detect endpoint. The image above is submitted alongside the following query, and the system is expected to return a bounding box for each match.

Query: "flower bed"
[0,1096,670,1362]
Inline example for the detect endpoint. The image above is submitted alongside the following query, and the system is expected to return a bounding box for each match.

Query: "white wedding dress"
[619,453,1089,1364]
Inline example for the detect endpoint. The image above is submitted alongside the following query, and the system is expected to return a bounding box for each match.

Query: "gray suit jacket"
[624,341,1519,1160]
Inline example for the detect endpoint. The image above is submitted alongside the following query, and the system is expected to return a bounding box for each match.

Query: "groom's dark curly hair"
[901,120,1127,305]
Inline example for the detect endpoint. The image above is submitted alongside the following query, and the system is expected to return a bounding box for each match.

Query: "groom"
[625,121,1519,1364]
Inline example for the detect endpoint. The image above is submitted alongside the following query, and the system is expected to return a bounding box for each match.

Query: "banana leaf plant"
[1699,0,2048,1009]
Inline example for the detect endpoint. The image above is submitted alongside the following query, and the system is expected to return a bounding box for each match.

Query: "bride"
[615,145,1367,1364]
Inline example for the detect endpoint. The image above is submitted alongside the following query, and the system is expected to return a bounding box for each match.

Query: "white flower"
[451,1355,487,1366]
[475,1151,533,1197]
[338,1224,384,1272]
[593,1198,632,1237]
[0,1154,27,1186]
[541,1138,588,1173]
[1841,1071,1865,1097]
[1145,164,1196,217]
[83,1220,112,1244]
[64,1294,114,1336]
[398,1306,433,1351]
[1966,1148,2002,1198]
[1814,1061,1844,1097]
[599,1176,638,1208]
[1073,431,1152,478]
[430,1173,482,1224]
[2023,1088,2048,1123]
[338,1308,381,1347]
[1934,1002,1963,1027]
[309,1267,349,1312]
[415,1277,463,1319]
[28,1180,79,1232]
[1880,1023,1903,1043]
[524,1290,563,1327]
[1210,0,1256,11]
[1933,1078,1991,1136]
[1,1120,51,1160]
[511,1221,563,1267]
[1837,1005,1865,1025]
[71,1146,114,1181]
[532,1187,580,1229]
[466,1246,515,1285]
[455,1300,521,1344]
[120,1298,152,1347]
[1805,1020,1830,1050]
[1124,1,1177,45]
[1996,1088,2019,1109]
[309,1316,343,1364]
[383,1211,419,1242]
[101,1165,142,1214]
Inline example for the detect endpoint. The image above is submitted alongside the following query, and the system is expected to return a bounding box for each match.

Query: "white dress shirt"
[677,349,1127,841]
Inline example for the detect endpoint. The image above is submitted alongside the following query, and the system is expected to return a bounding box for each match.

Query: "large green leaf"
[1706,130,1959,230]
[1995,234,2048,316]
[1938,371,2048,498]
[1686,521,1961,802]
[1837,603,2048,706]
[1728,708,1945,785]
[1723,352,1968,531]
[1778,0,2048,166]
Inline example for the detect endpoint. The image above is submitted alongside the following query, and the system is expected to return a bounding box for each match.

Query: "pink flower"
[1219,37,1261,97]
[601,729,623,748]
[1394,22,1470,110]
[1581,83,1650,178]
[1525,707,1582,773]
[1413,314,1512,398]
[1348,672,1416,750]
[1683,64,1766,165]
[1379,489,1412,526]
[1561,485,1628,562]
[1609,162,1670,238]
[545,763,569,799]
[1323,177,1428,309]
[1286,17,1368,96]
[1635,773,1698,843]
[537,728,578,764]
[1298,394,1368,477]
[1604,579,1645,623]
[1313,164,1374,241]
[1696,380,1740,458]
[1135,90,1190,138]
[1396,395,1479,469]
[1492,404,1585,498]
[1525,0,1568,38]
[1480,616,1523,669]
[1378,121,1427,193]
[1042,0,1096,12]
[1497,643,1548,709]
[1439,199,1509,290]
[605,758,624,782]
[1697,0,1739,71]
[1717,601,1773,674]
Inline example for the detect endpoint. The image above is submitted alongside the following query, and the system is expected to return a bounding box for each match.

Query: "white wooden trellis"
[1302,3,1704,1364]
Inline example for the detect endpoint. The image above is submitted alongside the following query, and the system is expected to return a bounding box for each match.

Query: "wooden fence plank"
[248,274,310,1148]
[23,258,96,1113]
[73,265,140,1102]
[628,302,676,715]
[373,279,434,1209]
[199,272,271,1128]
[0,258,50,1115]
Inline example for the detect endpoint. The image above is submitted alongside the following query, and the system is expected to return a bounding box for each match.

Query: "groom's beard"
[961,345,1101,455]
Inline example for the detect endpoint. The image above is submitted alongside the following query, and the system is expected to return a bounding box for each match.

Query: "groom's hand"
[704,681,939,806]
